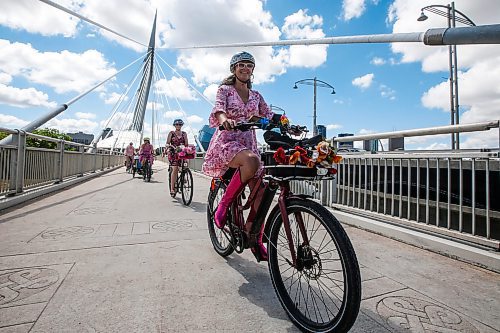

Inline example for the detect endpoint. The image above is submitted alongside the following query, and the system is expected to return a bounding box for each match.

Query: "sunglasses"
[236,63,255,69]
[174,124,183,126]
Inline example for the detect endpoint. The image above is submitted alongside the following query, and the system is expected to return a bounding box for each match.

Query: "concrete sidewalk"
[0,162,498,332]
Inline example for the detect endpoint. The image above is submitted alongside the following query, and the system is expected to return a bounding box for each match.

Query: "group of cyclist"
[123,51,272,257]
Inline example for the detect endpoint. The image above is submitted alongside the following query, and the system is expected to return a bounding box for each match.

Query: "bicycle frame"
[224,173,311,268]
[172,161,189,189]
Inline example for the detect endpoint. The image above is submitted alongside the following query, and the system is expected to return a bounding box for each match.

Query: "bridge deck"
[0,162,498,332]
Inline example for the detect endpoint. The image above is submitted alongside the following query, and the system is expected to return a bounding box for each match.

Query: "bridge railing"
[190,120,500,249]
[0,128,124,198]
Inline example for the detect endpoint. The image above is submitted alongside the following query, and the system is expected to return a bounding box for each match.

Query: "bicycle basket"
[265,165,317,179]
[261,151,279,166]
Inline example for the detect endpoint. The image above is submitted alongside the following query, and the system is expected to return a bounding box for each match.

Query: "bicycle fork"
[277,182,311,268]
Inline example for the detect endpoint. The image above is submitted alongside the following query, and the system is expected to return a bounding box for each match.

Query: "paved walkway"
[0,162,498,332]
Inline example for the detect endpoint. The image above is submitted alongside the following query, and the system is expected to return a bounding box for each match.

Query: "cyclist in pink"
[139,137,154,168]
[166,119,188,197]
[202,51,274,261]
[124,142,135,171]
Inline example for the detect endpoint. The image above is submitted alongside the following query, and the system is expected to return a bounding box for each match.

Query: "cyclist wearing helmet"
[202,51,274,261]
[166,119,188,197]
[139,137,154,170]
[124,142,135,172]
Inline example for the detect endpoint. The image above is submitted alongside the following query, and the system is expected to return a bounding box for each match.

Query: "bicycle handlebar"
[218,117,308,136]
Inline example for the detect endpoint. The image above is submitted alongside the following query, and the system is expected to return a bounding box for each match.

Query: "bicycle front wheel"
[207,181,234,257]
[168,166,173,191]
[267,199,361,333]
[181,168,193,205]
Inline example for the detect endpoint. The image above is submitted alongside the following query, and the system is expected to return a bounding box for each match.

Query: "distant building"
[338,133,354,150]
[316,125,326,139]
[101,128,113,140]
[67,131,94,145]
[389,137,404,151]
[363,140,379,153]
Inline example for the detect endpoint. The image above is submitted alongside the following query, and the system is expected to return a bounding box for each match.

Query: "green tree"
[27,128,74,150]
[0,132,8,141]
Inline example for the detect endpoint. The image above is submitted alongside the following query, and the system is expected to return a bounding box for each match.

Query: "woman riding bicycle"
[202,51,274,261]
[166,119,188,197]
[139,137,154,171]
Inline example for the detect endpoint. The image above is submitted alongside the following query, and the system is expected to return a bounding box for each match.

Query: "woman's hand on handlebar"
[220,119,236,131]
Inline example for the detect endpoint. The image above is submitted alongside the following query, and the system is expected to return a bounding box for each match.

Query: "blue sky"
[0,0,499,150]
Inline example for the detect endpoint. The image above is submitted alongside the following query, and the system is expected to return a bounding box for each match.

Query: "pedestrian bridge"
[1,158,499,332]
[1,123,500,258]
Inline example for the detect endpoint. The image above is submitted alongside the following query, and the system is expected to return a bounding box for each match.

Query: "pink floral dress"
[202,85,273,178]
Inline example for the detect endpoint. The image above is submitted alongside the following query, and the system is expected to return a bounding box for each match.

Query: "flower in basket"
[280,115,289,127]
[273,147,288,164]
[289,151,301,164]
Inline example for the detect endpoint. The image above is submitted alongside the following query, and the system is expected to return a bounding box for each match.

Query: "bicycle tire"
[181,168,193,205]
[267,198,361,333]
[207,181,234,257]
[146,162,152,182]
[168,166,173,192]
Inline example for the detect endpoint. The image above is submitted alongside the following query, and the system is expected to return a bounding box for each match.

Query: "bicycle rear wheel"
[207,181,234,257]
[181,168,193,205]
[267,199,361,333]
[146,162,152,182]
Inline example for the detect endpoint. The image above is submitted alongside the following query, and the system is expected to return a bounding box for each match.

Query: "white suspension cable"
[38,0,147,48]
[156,53,214,106]
[93,57,148,146]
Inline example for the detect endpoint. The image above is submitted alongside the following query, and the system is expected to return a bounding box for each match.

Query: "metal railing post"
[15,131,27,194]
[8,131,19,193]
[55,140,64,183]
[79,145,84,177]
[93,144,97,173]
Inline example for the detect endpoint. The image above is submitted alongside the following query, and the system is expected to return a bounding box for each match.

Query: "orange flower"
[333,155,343,163]
[289,151,300,164]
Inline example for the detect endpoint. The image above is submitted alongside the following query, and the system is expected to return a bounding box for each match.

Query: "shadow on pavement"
[224,254,300,332]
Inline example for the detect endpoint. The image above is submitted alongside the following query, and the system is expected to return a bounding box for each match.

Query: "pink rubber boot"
[214,169,246,229]
[251,222,268,262]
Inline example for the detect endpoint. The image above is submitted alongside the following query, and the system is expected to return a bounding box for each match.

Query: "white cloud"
[187,115,203,124]
[388,0,500,148]
[163,110,184,119]
[100,112,133,131]
[203,84,219,104]
[0,113,29,128]
[422,56,500,123]
[352,73,374,90]
[146,102,164,110]
[326,124,342,130]
[282,9,328,69]
[0,1,329,93]
[0,39,117,95]
[75,112,97,120]
[154,77,197,101]
[380,84,396,100]
[46,117,98,134]
[0,83,57,108]
[102,92,128,105]
[342,0,366,21]
[370,57,386,66]
[0,72,12,84]
[0,0,79,37]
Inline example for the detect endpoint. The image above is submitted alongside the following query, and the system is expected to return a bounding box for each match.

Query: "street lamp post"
[418,2,475,149]
[293,77,335,136]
